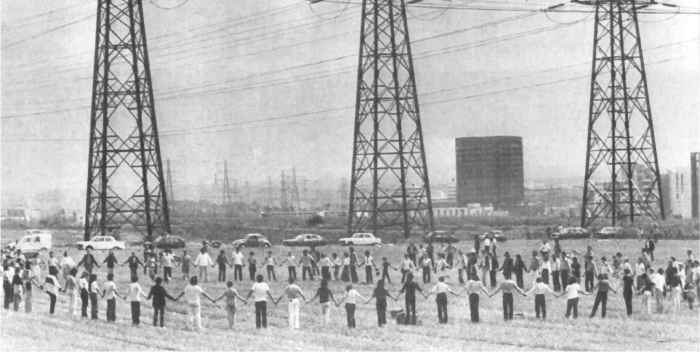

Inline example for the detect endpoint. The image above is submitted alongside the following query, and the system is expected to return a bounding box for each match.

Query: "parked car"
[76,236,126,251]
[210,240,223,249]
[17,229,53,254]
[154,235,187,249]
[282,233,328,247]
[232,233,272,248]
[338,233,382,246]
[551,227,590,240]
[595,226,623,239]
[423,231,458,244]
[479,230,507,242]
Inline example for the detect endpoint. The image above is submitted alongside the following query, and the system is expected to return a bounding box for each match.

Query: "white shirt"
[344,289,366,305]
[79,277,89,290]
[184,284,204,305]
[48,257,59,267]
[430,282,450,294]
[635,263,646,276]
[45,275,61,295]
[194,253,213,267]
[127,282,145,302]
[565,283,581,299]
[651,273,665,289]
[251,282,270,302]
[60,256,76,269]
[232,252,245,266]
[162,253,174,267]
[527,282,554,295]
[265,256,276,266]
[103,281,118,299]
[540,260,552,273]
[483,238,492,247]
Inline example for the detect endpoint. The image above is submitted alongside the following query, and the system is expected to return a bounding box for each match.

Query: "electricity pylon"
[576,0,665,227]
[84,0,170,241]
[318,0,434,238]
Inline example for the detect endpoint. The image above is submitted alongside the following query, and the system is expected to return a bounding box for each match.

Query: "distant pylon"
[223,160,232,206]
[347,0,434,238]
[266,176,273,208]
[84,0,170,241]
[291,168,301,212]
[578,0,664,227]
[280,170,289,210]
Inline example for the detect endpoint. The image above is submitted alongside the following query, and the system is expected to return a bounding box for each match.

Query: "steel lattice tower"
[348,0,434,238]
[84,0,170,241]
[579,0,664,227]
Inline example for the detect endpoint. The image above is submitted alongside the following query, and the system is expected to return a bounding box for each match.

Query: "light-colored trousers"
[288,298,300,329]
[68,290,78,317]
[187,303,202,331]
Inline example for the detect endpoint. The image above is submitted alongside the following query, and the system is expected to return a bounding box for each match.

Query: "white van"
[17,229,53,254]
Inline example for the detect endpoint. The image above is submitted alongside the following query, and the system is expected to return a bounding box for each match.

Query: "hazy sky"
[2,0,699,208]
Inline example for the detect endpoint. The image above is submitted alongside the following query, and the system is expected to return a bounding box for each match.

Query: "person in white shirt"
[281,252,297,281]
[161,250,175,282]
[319,254,334,281]
[247,274,276,328]
[363,251,377,284]
[264,251,277,281]
[635,257,647,289]
[525,277,561,320]
[336,284,368,328]
[41,272,61,315]
[194,248,214,283]
[232,248,245,282]
[650,268,666,313]
[400,254,415,284]
[176,276,216,331]
[79,272,90,318]
[427,276,459,324]
[60,251,76,281]
[102,273,123,322]
[127,276,147,325]
[276,277,306,329]
[63,268,79,318]
[563,277,589,319]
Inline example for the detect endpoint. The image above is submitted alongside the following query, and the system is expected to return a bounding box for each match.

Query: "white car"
[338,232,382,246]
[76,236,126,250]
[17,229,53,254]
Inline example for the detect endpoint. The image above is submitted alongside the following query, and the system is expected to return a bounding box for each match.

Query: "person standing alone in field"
[147,277,178,327]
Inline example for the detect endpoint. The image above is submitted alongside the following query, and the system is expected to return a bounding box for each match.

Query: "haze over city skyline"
[2,0,699,210]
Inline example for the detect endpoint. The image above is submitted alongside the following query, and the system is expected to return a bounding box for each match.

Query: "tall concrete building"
[455,136,524,208]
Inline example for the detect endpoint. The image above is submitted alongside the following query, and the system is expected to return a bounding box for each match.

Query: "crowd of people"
[2,235,699,333]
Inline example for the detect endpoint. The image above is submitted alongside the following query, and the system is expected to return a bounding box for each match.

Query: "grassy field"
[1,229,699,351]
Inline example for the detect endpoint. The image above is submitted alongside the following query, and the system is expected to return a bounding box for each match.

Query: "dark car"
[282,233,328,247]
[153,235,186,249]
[423,231,459,244]
[232,233,272,248]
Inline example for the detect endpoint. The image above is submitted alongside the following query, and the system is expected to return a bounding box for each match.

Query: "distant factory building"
[691,152,699,219]
[661,152,700,219]
[455,136,524,208]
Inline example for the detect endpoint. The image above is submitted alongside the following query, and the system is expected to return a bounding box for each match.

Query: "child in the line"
[525,277,560,320]
[622,268,635,316]
[363,251,377,284]
[684,280,696,310]
[64,268,79,318]
[365,279,397,327]
[11,269,23,311]
[248,252,257,281]
[421,255,433,284]
[147,277,178,327]
[590,274,617,318]
[281,252,297,281]
[319,253,333,281]
[214,281,248,329]
[21,262,37,313]
[462,273,490,323]
[79,272,90,318]
[381,257,398,284]
[301,250,314,281]
[563,277,589,319]
[216,250,230,283]
[3,265,14,310]
[127,276,147,325]
[307,279,337,325]
[264,251,277,281]
[336,284,367,328]
[41,269,61,314]
[102,273,123,322]
[332,253,342,281]
[427,276,459,324]
[88,274,100,319]
[397,273,426,325]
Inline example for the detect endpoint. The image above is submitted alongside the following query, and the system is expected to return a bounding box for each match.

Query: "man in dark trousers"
[122,252,143,281]
[77,248,99,275]
[500,252,514,280]
[147,277,178,327]
[103,250,118,276]
[397,273,426,325]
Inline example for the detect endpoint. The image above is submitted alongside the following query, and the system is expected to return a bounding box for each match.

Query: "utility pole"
[84,0,170,241]
[223,160,232,215]
[280,170,289,211]
[577,0,664,227]
[344,0,434,238]
[291,167,301,212]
